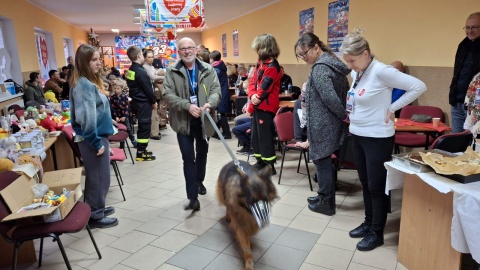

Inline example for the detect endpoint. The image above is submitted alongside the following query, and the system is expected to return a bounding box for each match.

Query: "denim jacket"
[70,77,114,151]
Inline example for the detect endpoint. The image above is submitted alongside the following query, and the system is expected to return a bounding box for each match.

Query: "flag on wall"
[299,8,314,37]
[328,0,349,55]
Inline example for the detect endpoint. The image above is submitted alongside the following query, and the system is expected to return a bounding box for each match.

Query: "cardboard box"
[0,168,83,224]
[4,82,15,95]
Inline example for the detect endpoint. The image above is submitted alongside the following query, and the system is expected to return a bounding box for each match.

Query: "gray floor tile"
[223,237,273,262]
[204,253,244,270]
[167,245,219,270]
[252,224,286,243]
[274,227,320,252]
[191,228,235,252]
[258,244,308,270]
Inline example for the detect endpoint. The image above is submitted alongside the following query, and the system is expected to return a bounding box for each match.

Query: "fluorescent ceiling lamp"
[111,28,120,33]
[177,28,184,32]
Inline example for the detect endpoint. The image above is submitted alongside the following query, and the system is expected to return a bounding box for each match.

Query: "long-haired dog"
[217,160,277,270]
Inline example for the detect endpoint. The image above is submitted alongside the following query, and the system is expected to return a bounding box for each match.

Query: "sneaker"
[136,151,156,161]
[245,151,255,157]
[236,145,250,154]
[349,223,371,238]
[184,198,200,211]
[308,199,335,216]
[88,217,119,229]
[356,232,384,251]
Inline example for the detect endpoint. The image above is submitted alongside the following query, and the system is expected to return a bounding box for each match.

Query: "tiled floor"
[9,125,412,270]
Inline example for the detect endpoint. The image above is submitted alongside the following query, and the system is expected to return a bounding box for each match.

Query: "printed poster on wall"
[299,8,314,37]
[222,33,227,57]
[328,0,349,55]
[34,32,50,84]
[114,35,177,71]
[233,30,239,57]
[146,0,205,28]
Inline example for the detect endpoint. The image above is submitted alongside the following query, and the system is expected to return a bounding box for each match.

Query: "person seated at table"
[280,66,293,92]
[24,72,46,105]
[110,79,137,147]
[390,61,408,117]
[294,82,308,147]
[234,66,248,96]
[227,63,238,87]
[44,69,65,101]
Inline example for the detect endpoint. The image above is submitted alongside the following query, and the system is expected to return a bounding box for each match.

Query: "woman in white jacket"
[340,28,427,251]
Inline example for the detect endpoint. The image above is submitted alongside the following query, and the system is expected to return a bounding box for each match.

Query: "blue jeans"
[451,103,467,133]
[232,118,251,147]
[177,118,209,200]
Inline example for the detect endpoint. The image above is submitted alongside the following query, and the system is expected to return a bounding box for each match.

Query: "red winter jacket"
[247,59,283,114]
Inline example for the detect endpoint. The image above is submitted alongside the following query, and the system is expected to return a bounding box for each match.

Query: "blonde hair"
[339,28,372,56]
[251,34,280,61]
[111,79,126,88]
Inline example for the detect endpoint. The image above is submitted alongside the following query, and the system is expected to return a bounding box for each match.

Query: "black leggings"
[351,134,394,236]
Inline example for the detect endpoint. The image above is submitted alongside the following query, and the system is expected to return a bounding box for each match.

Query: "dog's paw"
[244,259,254,270]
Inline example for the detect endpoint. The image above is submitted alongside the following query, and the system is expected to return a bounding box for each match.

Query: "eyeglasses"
[463,26,480,31]
[178,47,196,53]
[296,47,313,59]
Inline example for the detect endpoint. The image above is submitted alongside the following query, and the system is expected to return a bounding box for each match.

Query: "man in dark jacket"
[449,12,480,133]
[210,50,231,139]
[24,72,46,106]
[126,46,158,161]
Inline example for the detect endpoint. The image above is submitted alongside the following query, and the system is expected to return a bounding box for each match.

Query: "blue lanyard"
[186,64,197,95]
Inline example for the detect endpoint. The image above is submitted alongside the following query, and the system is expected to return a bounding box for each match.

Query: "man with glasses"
[163,38,221,211]
[449,12,480,133]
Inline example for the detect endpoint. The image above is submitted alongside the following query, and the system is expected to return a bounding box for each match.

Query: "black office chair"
[430,129,473,153]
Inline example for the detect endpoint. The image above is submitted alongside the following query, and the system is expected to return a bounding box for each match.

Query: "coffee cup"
[432,118,440,127]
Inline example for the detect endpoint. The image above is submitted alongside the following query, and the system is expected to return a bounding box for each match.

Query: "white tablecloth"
[385,161,480,263]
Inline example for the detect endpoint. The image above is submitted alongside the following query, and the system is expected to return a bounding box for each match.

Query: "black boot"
[184,198,200,211]
[253,159,266,170]
[308,198,335,216]
[307,194,320,204]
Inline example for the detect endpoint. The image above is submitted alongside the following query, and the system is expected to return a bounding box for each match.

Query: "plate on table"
[49,131,62,137]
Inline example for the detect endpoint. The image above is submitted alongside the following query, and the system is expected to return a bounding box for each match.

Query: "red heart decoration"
[189,15,203,28]
[167,31,175,40]
[163,0,185,16]
[39,38,48,68]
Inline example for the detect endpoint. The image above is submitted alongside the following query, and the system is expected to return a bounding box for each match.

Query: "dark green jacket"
[163,59,221,136]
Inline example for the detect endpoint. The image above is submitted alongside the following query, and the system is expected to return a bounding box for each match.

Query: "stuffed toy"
[0,157,14,172]
[40,114,60,132]
[44,91,58,103]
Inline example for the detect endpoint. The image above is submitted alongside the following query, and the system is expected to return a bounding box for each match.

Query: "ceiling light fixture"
[111,28,120,33]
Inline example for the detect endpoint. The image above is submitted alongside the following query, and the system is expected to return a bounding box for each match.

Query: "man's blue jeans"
[451,103,467,133]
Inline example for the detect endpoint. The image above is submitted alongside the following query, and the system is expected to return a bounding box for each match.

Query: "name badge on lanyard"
[187,65,198,105]
[346,91,355,113]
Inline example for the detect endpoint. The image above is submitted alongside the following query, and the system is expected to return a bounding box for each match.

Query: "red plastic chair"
[274,111,313,191]
[109,131,134,164]
[0,171,102,270]
[394,105,445,153]
[62,125,126,201]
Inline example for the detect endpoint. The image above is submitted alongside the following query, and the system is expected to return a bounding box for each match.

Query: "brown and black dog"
[217,160,277,270]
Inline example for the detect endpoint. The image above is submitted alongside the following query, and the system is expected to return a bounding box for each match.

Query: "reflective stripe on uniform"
[126,70,135,81]
[137,138,149,143]
[261,156,277,161]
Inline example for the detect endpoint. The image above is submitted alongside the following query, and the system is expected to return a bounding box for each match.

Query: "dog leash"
[201,109,271,228]
[201,109,245,173]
